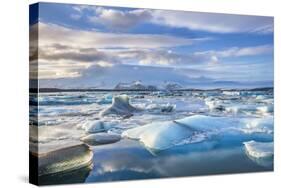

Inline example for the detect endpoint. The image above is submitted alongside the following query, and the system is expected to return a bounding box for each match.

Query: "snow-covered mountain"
[114,81,158,90]
[163,82,183,91]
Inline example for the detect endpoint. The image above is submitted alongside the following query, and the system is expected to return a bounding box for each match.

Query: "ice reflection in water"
[86,139,271,183]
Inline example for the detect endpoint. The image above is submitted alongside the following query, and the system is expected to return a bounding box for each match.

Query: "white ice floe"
[122,121,197,150]
[144,103,176,113]
[177,115,273,136]
[225,104,257,114]
[255,95,267,100]
[263,98,274,104]
[244,140,273,167]
[38,144,92,176]
[81,133,121,146]
[222,91,240,96]
[77,120,114,133]
[205,99,225,111]
[122,115,232,151]
[257,105,273,114]
[174,115,232,131]
[100,95,139,116]
[97,94,112,104]
[241,116,273,134]
[122,115,273,152]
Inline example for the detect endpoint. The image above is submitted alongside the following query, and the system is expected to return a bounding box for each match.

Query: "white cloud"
[77,6,273,34]
[37,22,207,49]
[70,14,82,20]
[32,22,208,79]
[111,49,181,65]
[88,7,152,29]
[151,10,273,34]
[195,45,273,63]
[32,22,272,80]
[100,44,273,67]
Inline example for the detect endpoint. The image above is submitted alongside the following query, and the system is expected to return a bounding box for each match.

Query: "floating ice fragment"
[174,115,232,131]
[81,133,121,146]
[97,94,112,104]
[37,144,92,176]
[122,115,273,152]
[122,121,196,151]
[222,91,240,96]
[144,103,176,113]
[100,95,139,116]
[241,117,273,134]
[244,140,273,168]
[257,105,273,114]
[205,99,225,111]
[225,104,257,114]
[78,120,113,133]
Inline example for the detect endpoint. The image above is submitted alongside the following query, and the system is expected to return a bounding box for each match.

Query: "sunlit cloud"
[195,45,273,63]
[151,10,273,34]
[37,22,208,49]
[32,21,273,79]
[31,22,210,79]
[88,7,152,29]
[74,5,273,34]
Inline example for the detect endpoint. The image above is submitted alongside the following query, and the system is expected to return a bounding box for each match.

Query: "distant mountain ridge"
[114,81,157,90]
[163,82,183,91]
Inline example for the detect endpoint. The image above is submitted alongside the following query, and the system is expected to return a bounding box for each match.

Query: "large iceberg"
[244,140,273,168]
[122,121,198,151]
[122,115,226,151]
[122,115,273,152]
[100,95,139,116]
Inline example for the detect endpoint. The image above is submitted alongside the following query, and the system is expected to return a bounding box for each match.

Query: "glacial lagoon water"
[29,89,274,185]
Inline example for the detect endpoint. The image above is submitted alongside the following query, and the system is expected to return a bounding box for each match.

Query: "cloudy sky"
[30,3,273,89]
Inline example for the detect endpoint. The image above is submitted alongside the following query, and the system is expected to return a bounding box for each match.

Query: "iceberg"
[244,140,273,168]
[81,133,121,146]
[100,95,139,116]
[225,104,257,114]
[144,103,176,113]
[78,120,113,133]
[176,115,273,142]
[174,115,234,131]
[161,104,175,112]
[122,121,198,151]
[255,95,267,100]
[241,117,273,134]
[222,91,240,96]
[37,144,92,176]
[205,98,225,111]
[257,105,274,114]
[122,115,273,152]
[97,94,112,104]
